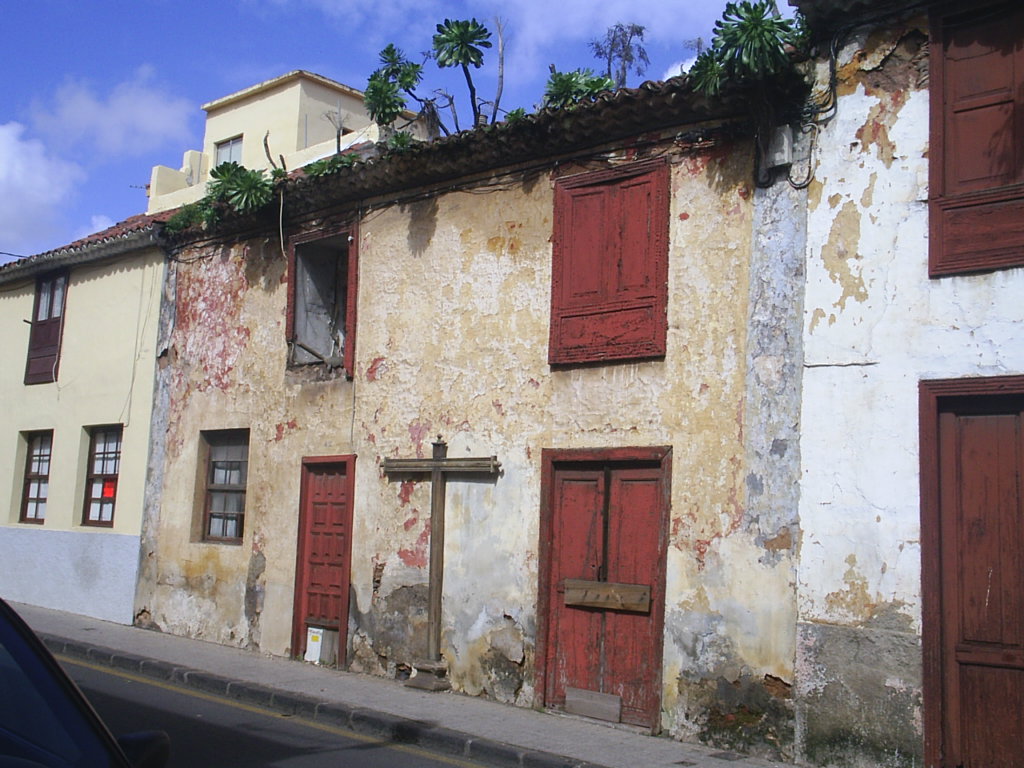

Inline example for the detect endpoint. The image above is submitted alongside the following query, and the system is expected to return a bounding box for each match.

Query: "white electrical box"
[303,626,339,665]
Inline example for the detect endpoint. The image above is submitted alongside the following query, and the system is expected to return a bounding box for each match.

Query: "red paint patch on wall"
[398,480,417,506]
[172,250,251,393]
[492,400,504,416]
[273,419,298,441]
[366,356,386,382]
[678,212,690,221]
[408,419,432,458]
[403,510,420,530]
[398,525,430,568]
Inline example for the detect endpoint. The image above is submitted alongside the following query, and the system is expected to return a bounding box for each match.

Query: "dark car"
[0,598,168,767]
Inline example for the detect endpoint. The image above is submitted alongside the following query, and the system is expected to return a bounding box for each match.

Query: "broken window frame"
[82,425,122,527]
[201,429,249,544]
[286,226,358,378]
[20,431,53,524]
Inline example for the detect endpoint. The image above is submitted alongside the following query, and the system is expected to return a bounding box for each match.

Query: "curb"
[41,633,604,768]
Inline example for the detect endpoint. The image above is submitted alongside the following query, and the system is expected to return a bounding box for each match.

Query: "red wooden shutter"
[930,5,1024,275]
[549,160,669,364]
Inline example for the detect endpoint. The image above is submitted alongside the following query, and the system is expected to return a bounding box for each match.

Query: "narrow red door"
[935,398,1024,766]
[542,449,669,731]
[292,457,354,665]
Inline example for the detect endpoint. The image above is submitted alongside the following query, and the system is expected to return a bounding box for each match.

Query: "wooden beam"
[381,456,500,473]
[563,579,651,613]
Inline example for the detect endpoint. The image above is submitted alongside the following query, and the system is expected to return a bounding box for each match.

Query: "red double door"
[541,449,669,730]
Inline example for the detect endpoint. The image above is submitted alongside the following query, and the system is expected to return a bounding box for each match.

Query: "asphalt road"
[62,657,487,768]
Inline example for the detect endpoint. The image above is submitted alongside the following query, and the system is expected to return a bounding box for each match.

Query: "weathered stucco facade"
[795,7,1024,766]
[121,3,1024,765]
[135,98,810,757]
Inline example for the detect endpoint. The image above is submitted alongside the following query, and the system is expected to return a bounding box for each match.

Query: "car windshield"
[0,609,119,767]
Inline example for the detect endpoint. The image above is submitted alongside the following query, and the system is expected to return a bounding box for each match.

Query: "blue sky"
[1,1,789,264]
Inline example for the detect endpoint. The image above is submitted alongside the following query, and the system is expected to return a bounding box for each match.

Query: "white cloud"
[31,67,193,158]
[0,122,84,255]
[664,56,697,80]
[254,0,724,73]
[73,214,116,242]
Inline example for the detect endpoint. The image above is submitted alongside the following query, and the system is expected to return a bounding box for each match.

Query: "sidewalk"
[14,602,784,768]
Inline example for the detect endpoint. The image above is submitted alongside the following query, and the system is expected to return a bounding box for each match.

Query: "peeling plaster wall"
[140,131,804,757]
[797,21,1024,766]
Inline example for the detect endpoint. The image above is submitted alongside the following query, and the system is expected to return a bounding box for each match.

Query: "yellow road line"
[58,655,485,768]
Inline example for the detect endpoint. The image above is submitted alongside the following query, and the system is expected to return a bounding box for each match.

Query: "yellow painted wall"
[0,248,165,621]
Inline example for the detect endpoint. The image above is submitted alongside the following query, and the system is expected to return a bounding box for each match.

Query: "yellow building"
[147,70,427,213]
[0,215,166,623]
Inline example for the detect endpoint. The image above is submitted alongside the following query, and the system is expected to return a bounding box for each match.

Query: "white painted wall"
[0,527,140,623]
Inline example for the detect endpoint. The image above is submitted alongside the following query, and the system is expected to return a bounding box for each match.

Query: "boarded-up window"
[287,232,357,376]
[25,273,67,384]
[82,426,122,527]
[930,4,1024,275]
[549,159,669,364]
[201,429,249,543]
[20,431,53,524]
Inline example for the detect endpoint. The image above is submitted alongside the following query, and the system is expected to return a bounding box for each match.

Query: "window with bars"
[82,426,122,526]
[25,273,67,384]
[202,430,249,543]
[20,431,53,523]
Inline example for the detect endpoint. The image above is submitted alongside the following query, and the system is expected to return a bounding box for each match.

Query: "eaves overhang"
[0,212,169,286]
[789,0,933,35]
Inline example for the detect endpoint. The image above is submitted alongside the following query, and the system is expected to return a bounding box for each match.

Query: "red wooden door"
[936,398,1024,766]
[543,453,668,730]
[292,457,354,664]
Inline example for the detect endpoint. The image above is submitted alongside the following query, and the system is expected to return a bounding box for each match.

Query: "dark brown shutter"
[930,5,1024,275]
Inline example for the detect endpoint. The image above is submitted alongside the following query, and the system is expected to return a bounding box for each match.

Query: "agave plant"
[225,169,273,212]
[689,48,727,97]
[432,18,492,125]
[206,162,247,202]
[432,18,491,69]
[692,0,800,95]
[364,73,405,127]
[206,162,272,214]
[715,1,795,79]
[304,154,357,178]
[542,69,615,110]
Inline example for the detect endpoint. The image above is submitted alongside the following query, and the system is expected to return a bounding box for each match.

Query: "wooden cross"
[381,436,500,690]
